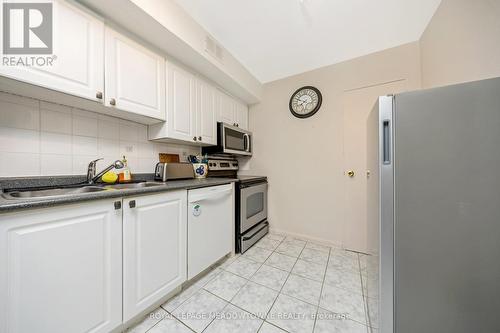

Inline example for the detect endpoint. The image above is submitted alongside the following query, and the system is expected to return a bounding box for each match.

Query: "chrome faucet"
[87,158,124,184]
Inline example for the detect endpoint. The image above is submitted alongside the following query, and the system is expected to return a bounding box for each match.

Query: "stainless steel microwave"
[202,122,252,156]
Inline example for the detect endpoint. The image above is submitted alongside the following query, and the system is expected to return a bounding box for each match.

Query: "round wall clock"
[289,86,322,118]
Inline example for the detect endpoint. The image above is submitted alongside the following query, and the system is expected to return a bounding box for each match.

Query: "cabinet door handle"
[109,98,116,106]
[96,91,103,99]
[198,136,202,141]
[236,123,239,127]
[114,201,121,210]
[129,200,136,208]
[193,136,197,141]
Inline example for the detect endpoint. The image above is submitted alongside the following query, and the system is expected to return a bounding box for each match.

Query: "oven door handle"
[242,221,269,241]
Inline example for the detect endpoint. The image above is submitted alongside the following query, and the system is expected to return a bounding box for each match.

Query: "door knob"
[347,170,355,178]
[109,98,116,106]
[96,91,103,99]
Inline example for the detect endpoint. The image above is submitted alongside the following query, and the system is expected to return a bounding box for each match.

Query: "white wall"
[420,0,500,88]
[0,92,200,177]
[242,42,422,245]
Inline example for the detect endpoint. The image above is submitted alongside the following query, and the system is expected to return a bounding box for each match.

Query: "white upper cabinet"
[0,199,122,333]
[149,61,218,146]
[216,89,249,129]
[122,191,187,322]
[216,89,236,125]
[235,100,249,130]
[105,27,166,120]
[196,78,217,145]
[0,0,104,101]
[166,61,196,142]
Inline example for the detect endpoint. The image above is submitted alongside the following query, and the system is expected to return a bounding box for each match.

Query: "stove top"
[237,175,267,184]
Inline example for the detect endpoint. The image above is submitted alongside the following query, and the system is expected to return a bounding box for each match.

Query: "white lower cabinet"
[0,186,227,332]
[0,199,122,333]
[122,191,187,322]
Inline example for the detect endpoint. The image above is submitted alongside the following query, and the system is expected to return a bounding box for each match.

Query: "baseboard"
[269,227,343,249]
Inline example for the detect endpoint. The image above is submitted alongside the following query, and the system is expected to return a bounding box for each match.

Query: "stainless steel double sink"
[2,182,164,200]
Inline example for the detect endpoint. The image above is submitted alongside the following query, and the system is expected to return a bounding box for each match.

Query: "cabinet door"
[105,27,165,120]
[196,78,217,145]
[0,200,122,333]
[0,0,104,101]
[123,191,187,322]
[235,100,249,130]
[216,89,236,125]
[166,61,197,142]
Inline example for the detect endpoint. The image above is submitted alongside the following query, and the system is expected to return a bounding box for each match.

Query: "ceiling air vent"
[205,35,224,64]
[215,44,224,62]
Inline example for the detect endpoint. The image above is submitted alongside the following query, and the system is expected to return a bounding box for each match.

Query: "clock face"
[289,86,322,118]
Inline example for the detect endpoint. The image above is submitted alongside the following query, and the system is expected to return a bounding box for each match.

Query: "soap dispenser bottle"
[119,155,132,182]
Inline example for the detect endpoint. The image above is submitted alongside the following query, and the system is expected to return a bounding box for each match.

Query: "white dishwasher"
[187,184,233,279]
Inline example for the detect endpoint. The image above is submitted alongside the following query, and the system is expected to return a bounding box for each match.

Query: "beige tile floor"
[126,233,374,333]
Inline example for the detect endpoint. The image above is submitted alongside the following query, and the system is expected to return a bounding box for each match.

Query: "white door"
[342,80,407,253]
[188,184,233,279]
[0,199,122,333]
[216,89,236,125]
[196,78,217,145]
[0,0,104,101]
[166,61,196,142]
[235,100,249,130]
[123,191,187,322]
[105,27,165,120]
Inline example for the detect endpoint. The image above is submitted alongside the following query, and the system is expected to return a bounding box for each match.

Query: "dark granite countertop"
[0,175,237,212]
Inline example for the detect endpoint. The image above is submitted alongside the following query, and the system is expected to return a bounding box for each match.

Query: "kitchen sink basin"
[1,182,165,200]
[103,182,164,190]
[2,186,106,199]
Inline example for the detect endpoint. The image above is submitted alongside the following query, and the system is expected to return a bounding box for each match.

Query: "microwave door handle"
[243,134,250,152]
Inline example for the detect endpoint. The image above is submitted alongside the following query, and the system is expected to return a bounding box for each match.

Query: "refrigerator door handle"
[383,120,391,164]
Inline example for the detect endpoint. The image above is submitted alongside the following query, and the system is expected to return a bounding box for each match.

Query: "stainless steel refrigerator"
[366,77,500,333]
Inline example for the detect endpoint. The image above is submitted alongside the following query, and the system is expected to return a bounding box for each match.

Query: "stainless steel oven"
[236,176,268,253]
[202,122,252,156]
[240,182,267,233]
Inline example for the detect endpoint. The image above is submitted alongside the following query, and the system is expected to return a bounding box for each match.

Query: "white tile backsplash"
[0,92,201,177]
[0,152,40,176]
[119,120,140,142]
[41,132,72,154]
[40,102,72,134]
[41,108,72,134]
[98,115,120,140]
[73,111,98,137]
[72,155,96,176]
[73,136,98,156]
[0,92,39,130]
[98,138,120,157]
[0,127,40,153]
[41,154,72,176]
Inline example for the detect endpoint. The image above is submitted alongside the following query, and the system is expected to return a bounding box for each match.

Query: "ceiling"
[175,0,442,83]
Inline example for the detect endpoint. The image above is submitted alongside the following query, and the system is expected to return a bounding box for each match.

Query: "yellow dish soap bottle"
[119,155,132,182]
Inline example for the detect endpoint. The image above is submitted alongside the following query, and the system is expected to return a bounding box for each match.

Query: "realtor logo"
[2,3,53,54]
